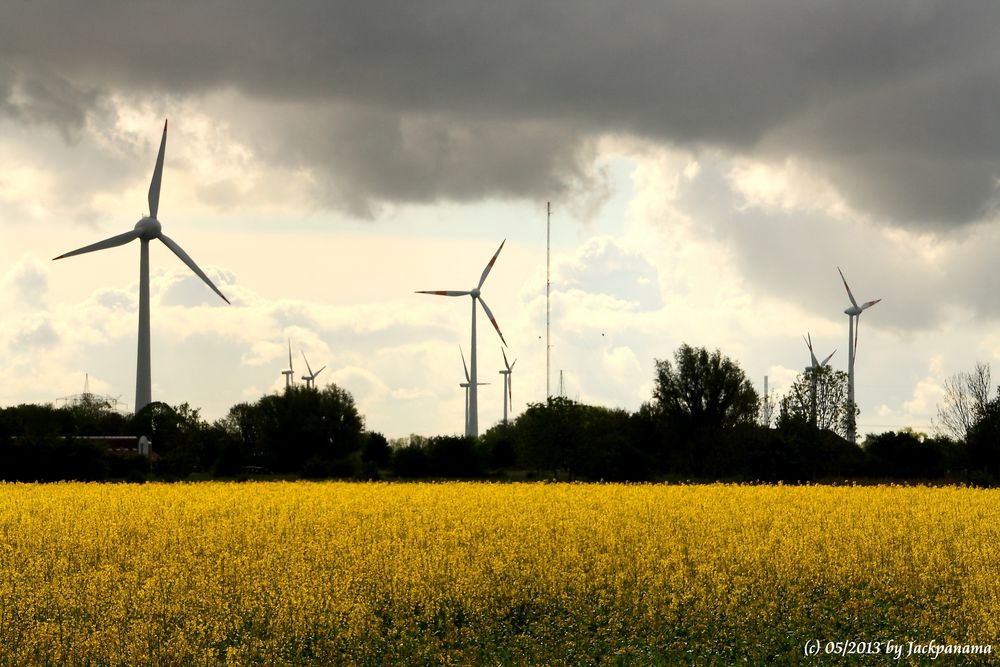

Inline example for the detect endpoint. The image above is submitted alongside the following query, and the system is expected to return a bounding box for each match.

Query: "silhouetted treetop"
[650,344,759,430]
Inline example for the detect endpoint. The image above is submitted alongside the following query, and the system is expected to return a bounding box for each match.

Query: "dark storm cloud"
[2,1,999,226]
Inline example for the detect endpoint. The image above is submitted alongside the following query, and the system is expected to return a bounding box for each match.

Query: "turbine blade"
[508,373,513,405]
[854,315,861,359]
[477,296,507,347]
[477,239,506,290]
[804,333,819,367]
[288,339,293,371]
[510,358,517,370]
[314,366,325,378]
[415,290,471,296]
[301,352,313,377]
[821,350,836,366]
[158,234,230,304]
[860,298,881,311]
[53,229,141,260]
[502,347,511,370]
[837,266,859,309]
[460,346,470,383]
[148,119,167,219]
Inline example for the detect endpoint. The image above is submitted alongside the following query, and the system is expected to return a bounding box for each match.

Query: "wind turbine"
[301,352,326,390]
[417,240,508,437]
[459,347,489,436]
[54,120,229,413]
[499,348,517,424]
[837,267,881,443]
[281,340,295,389]
[803,333,836,429]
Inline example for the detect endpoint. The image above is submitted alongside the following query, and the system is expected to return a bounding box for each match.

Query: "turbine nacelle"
[135,217,162,240]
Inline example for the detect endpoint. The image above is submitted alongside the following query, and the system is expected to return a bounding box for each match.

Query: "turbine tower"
[803,333,835,429]
[54,120,229,413]
[459,347,489,435]
[281,340,295,389]
[837,267,881,443]
[417,240,508,437]
[301,352,326,390]
[499,348,517,424]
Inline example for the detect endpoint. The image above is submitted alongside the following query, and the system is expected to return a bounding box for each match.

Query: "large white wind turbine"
[301,352,326,390]
[54,120,229,413]
[459,347,489,436]
[803,333,835,429]
[281,340,295,389]
[417,240,508,437]
[499,348,517,424]
[837,267,881,443]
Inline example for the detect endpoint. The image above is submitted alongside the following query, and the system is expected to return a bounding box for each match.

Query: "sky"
[2,1,1000,439]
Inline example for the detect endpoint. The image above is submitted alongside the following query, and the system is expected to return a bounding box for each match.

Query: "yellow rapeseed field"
[0,482,996,665]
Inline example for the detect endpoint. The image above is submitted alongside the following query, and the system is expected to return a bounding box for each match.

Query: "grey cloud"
[11,317,59,350]
[557,239,662,313]
[157,268,236,307]
[2,255,48,307]
[249,104,604,218]
[665,155,1000,333]
[2,1,1000,226]
[94,288,134,311]
[0,64,103,142]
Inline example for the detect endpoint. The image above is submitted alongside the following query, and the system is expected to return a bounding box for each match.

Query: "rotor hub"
[135,217,162,240]
[471,288,481,298]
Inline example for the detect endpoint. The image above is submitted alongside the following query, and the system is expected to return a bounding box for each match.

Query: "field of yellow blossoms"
[0,482,996,664]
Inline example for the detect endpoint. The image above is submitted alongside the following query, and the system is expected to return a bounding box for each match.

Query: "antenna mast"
[546,201,551,401]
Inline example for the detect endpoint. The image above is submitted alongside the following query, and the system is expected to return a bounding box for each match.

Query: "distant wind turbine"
[499,348,517,424]
[54,120,229,413]
[281,339,295,389]
[803,333,835,429]
[301,352,326,390]
[837,267,881,443]
[459,347,489,436]
[417,240,508,437]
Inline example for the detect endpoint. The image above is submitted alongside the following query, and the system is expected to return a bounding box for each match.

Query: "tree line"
[1,344,998,484]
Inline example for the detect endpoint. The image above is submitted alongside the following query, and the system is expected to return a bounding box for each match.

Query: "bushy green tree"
[964,397,1000,483]
[650,344,760,431]
[222,385,365,475]
[863,430,950,479]
[513,398,646,480]
[778,365,852,436]
[131,402,210,477]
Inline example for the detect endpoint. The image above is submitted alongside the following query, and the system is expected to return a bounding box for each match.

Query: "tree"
[864,430,949,479]
[650,344,760,431]
[62,394,128,436]
[218,401,267,465]
[362,431,391,469]
[251,385,365,474]
[513,397,654,481]
[936,362,992,442]
[777,365,851,437]
[513,397,582,478]
[130,402,210,477]
[758,384,778,428]
[964,395,1000,483]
